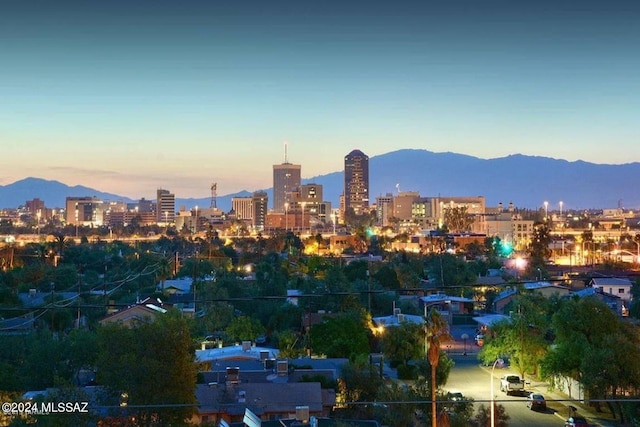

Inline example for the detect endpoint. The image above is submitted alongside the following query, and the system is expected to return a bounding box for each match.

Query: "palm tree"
[425,308,452,427]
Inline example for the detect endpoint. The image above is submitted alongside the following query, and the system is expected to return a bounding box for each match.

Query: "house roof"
[18,291,78,308]
[372,313,424,327]
[524,281,570,292]
[99,298,167,325]
[421,294,474,304]
[473,314,511,327]
[196,345,280,364]
[590,277,633,287]
[157,278,193,293]
[572,287,621,300]
[475,276,506,286]
[196,382,327,414]
[0,315,35,334]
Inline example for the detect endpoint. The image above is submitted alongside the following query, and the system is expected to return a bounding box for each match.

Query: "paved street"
[446,355,561,427]
[444,325,620,427]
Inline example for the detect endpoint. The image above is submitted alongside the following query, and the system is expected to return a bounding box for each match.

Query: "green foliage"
[373,265,401,290]
[394,364,414,380]
[275,330,305,359]
[424,253,477,287]
[443,206,475,233]
[479,294,550,378]
[310,312,370,358]
[337,357,385,413]
[526,223,552,274]
[540,296,640,405]
[381,321,424,367]
[344,260,369,282]
[225,316,265,342]
[473,403,510,427]
[96,310,197,425]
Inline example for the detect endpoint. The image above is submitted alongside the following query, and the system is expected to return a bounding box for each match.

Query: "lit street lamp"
[490,358,505,427]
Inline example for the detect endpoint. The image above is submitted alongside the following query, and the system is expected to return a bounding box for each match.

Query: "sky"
[1,0,639,199]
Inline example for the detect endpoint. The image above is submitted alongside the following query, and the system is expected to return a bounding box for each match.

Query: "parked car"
[564,416,589,427]
[499,375,525,395]
[526,393,546,411]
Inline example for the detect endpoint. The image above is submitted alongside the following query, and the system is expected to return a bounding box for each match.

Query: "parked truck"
[500,375,525,395]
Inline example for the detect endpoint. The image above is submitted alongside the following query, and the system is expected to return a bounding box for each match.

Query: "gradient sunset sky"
[1,0,638,199]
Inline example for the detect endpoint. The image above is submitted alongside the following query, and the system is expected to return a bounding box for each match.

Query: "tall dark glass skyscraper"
[344,149,369,216]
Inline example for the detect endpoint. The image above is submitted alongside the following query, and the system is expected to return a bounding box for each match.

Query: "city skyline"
[1,0,639,199]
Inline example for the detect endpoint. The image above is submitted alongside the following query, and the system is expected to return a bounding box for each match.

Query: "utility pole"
[50,282,55,333]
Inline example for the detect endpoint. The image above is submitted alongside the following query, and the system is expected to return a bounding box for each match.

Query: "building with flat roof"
[273,163,301,213]
[344,149,369,216]
[65,196,104,226]
[156,188,175,224]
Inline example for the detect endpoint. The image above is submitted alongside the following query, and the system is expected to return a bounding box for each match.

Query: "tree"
[335,356,385,419]
[380,321,424,367]
[96,310,197,425]
[443,206,475,233]
[225,316,265,342]
[310,312,370,358]
[526,222,552,277]
[479,294,549,379]
[541,296,640,419]
[425,308,452,427]
[473,403,510,427]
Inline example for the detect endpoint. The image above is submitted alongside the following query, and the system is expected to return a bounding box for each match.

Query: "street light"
[490,358,505,427]
[461,333,469,356]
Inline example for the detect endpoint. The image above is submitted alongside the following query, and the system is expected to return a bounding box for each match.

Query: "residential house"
[572,287,627,317]
[99,297,167,327]
[191,357,344,425]
[493,282,570,315]
[0,314,35,335]
[158,277,193,295]
[589,277,633,303]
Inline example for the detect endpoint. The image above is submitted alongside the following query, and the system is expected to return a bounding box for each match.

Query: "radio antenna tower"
[284,140,289,163]
[210,182,217,208]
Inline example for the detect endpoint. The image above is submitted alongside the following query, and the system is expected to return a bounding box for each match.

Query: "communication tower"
[210,182,217,209]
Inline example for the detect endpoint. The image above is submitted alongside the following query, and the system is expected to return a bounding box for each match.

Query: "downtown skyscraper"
[272,144,301,213]
[344,149,369,216]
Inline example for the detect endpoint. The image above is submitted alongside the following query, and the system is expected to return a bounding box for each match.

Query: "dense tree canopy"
[96,310,197,426]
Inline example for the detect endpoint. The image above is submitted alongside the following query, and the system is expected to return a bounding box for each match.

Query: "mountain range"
[2,149,639,211]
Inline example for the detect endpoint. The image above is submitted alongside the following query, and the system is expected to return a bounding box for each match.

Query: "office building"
[344,149,369,216]
[232,197,254,221]
[65,197,104,226]
[252,191,268,231]
[273,162,301,213]
[156,189,175,224]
